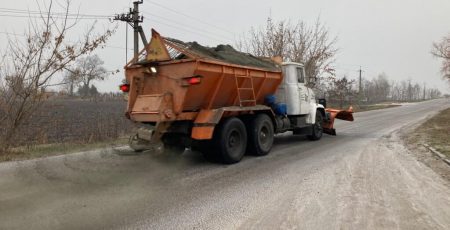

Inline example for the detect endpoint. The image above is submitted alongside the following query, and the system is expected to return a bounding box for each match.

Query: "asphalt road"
[1,99,449,230]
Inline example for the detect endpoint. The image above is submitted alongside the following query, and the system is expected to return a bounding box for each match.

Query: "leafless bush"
[432,34,450,82]
[325,76,357,108]
[238,17,337,87]
[0,0,115,153]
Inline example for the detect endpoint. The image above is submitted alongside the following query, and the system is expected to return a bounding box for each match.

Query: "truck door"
[296,67,310,115]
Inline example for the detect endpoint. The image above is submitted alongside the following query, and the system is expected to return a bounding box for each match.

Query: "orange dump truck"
[120,29,353,164]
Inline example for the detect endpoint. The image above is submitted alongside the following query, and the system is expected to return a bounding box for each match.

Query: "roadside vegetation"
[432,34,450,83]
[406,108,450,158]
[0,97,133,162]
[323,74,442,110]
[0,0,115,155]
[356,104,401,112]
[328,103,401,113]
[0,137,128,162]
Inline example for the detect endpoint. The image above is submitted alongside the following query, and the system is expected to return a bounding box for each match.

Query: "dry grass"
[1,99,133,148]
[327,103,401,112]
[355,104,401,112]
[407,108,450,157]
[0,137,128,162]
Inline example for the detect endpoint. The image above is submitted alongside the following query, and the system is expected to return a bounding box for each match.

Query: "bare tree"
[62,71,79,97]
[326,76,357,108]
[432,34,450,82]
[365,73,391,103]
[362,76,441,103]
[67,54,113,97]
[239,17,337,87]
[0,0,115,153]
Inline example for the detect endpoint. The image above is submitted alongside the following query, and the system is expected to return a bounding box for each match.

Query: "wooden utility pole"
[408,79,412,101]
[358,66,362,94]
[113,0,147,63]
[423,83,426,100]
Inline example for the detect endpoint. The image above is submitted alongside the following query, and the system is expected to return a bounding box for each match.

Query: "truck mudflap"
[323,106,354,135]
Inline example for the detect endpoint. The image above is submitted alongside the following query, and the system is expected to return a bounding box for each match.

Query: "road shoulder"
[400,108,450,182]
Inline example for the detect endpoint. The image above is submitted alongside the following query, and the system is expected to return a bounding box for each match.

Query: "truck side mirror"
[318,98,327,108]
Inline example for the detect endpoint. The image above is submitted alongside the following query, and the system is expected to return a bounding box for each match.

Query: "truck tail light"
[188,77,201,85]
[182,76,202,86]
[120,84,130,93]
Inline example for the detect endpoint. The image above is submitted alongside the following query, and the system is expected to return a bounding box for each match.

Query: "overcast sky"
[1,0,450,93]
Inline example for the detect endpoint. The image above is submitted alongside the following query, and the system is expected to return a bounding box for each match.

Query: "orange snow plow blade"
[323,106,354,135]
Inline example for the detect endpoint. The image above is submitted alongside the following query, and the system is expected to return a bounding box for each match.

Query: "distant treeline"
[316,73,443,108]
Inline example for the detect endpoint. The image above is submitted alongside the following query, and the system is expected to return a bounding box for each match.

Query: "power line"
[1,31,131,51]
[0,11,110,18]
[0,14,109,20]
[142,14,233,43]
[146,0,235,36]
[105,45,133,51]
[330,66,358,72]
[144,17,231,44]
[141,11,235,42]
[0,7,112,18]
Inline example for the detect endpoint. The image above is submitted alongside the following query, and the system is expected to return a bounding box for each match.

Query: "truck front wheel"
[214,117,247,164]
[308,111,323,141]
[247,114,274,156]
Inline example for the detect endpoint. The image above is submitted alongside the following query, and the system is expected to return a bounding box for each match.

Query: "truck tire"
[308,111,323,141]
[247,114,274,156]
[214,117,247,164]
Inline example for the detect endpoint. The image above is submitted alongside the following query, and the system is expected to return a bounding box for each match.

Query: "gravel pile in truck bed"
[164,37,281,72]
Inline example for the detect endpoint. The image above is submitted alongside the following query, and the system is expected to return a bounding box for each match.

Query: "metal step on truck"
[119,29,354,164]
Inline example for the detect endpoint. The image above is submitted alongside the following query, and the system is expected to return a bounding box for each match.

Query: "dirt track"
[0,99,449,230]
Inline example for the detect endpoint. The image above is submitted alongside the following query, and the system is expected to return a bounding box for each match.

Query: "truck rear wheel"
[214,117,247,164]
[308,111,323,141]
[247,114,274,156]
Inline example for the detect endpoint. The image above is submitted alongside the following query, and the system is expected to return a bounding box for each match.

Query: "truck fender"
[316,104,326,121]
[307,103,326,124]
[191,105,273,140]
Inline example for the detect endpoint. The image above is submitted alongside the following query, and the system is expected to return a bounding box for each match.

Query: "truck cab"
[276,62,321,125]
